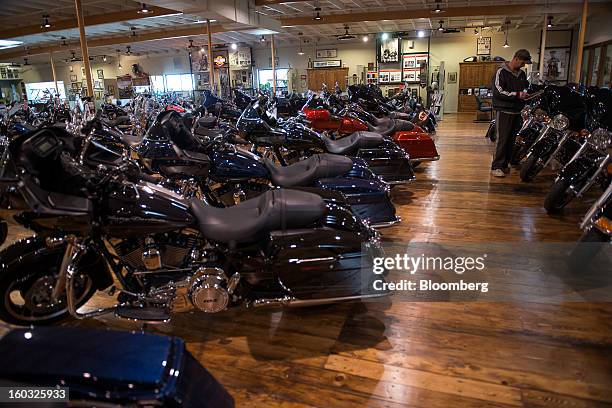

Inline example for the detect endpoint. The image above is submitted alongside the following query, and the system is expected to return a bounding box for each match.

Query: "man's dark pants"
[492,111,523,170]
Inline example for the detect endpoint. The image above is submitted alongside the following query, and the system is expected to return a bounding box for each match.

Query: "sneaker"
[491,169,506,177]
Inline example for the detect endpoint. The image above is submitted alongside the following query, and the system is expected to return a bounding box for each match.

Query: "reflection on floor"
[1,113,611,407]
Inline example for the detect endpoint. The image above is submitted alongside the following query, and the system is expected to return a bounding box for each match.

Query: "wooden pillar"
[574,0,588,83]
[271,34,277,96]
[206,19,215,93]
[49,51,58,94]
[538,14,547,80]
[74,0,93,97]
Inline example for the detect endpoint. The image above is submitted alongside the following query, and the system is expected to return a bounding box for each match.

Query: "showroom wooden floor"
[1,113,611,407]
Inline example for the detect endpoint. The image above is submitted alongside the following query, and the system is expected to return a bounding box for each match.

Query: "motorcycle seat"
[324,131,383,155]
[264,154,353,187]
[389,112,411,121]
[368,119,414,136]
[190,189,326,244]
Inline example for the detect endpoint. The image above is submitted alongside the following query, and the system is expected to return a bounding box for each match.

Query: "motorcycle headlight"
[551,114,569,131]
[589,128,612,151]
[534,108,548,122]
[521,107,530,120]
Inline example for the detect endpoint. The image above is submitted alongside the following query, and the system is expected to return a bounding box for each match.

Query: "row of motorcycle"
[498,83,611,246]
[0,83,439,327]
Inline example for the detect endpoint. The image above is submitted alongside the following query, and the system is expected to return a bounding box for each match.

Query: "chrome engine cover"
[188,271,229,313]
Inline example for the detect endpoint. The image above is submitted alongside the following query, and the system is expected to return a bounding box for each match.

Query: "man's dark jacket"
[492,63,529,113]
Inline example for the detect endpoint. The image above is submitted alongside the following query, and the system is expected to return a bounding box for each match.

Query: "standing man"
[491,49,531,177]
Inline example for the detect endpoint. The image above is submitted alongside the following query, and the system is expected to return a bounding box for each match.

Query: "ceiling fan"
[337,25,356,41]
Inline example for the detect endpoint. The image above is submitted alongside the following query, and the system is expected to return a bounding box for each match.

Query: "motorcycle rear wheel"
[520,155,543,182]
[544,179,573,214]
[0,238,96,326]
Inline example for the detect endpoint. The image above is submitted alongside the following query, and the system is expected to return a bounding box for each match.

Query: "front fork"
[51,236,115,319]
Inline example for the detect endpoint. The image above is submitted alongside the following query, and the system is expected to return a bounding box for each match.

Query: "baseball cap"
[514,49,532,64]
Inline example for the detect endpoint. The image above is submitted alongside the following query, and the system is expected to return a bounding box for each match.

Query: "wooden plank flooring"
[1,113,611,407]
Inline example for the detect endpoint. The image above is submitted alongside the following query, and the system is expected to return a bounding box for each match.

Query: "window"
[257,68,289,91]
[150,75,165,93]
[148,74,195,93]
[25,81,66,103]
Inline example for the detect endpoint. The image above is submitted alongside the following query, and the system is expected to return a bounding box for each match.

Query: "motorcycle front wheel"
[544,179,573,214]
[520,155,544,182]
[0,237,96,326]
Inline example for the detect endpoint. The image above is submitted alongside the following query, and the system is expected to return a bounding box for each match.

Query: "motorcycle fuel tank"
[208,148,269,181]
[102,182,194,238]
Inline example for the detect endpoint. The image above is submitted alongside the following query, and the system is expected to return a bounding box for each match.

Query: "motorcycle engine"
[112,232,198,271]
[188,267,230,313]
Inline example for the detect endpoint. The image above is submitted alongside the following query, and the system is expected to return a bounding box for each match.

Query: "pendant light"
[297,32,305,55]
[503,21,510,48]
[117,50,122,70]
[138,3,150,14]
[260,35,266,42]
[41,14,51,28]
[437,20,444,32]
[433,1,443,13]
[547,16,554,28]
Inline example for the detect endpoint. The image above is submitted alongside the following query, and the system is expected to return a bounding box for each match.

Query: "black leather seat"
[121,133,143,149]
[368,118,414,136]
[190,189,326,244]
[389,112,411,121]
[324,131,383,155]
[264,154,353,187]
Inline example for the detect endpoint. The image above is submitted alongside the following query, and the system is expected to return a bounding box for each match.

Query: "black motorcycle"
[544,87,612,213]
[571,181,612,265]
[0,122,386,326]
[520,85,587,182]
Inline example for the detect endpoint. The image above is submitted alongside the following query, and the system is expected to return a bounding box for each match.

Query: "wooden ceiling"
[0,0,609,63]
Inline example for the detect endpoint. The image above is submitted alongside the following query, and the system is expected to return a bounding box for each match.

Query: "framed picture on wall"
[82,80,88,88]
[448,72,457,83]
[477,37,491,55]
[107,85,115,95]
[97,69,104,79]
[70,74,77,82]
[542,47,571,83]
[316,49,337,58]
[379,37,399,63]
[81,67,86,76]
[71,82,80,90]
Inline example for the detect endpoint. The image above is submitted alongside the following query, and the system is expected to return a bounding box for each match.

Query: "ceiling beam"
[0,24,229,61]
[255,0,310,5]
[0,6,180,41]
[279,3,611,26]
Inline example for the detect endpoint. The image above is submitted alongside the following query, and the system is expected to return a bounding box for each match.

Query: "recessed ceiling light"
[231,43,238,50]
[417,30,425,38]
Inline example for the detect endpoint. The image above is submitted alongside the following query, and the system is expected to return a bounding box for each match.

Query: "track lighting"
[231,43,238,50]
[438,20,444,31]
[474,28,479,35]
[103,55,107,62]
[138,3,150,14]
[41,15,51,29]
[313,7,321,21]
[547,16,554,28]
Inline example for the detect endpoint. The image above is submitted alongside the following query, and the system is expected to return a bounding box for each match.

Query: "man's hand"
[518,92,529,100]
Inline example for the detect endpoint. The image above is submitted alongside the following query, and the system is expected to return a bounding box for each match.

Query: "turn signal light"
[594,216,612,235]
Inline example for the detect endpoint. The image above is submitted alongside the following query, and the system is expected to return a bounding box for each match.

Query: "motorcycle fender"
[0,236,112,291]
[529,134,558,159]
[557,156,594,186]
[267,228,374,299]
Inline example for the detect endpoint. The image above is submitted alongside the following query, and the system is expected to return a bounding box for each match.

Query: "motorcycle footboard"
[268,229,387,300]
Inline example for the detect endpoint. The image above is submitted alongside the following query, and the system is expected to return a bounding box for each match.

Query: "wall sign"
[214,55,227,67]
[313,60,342,68]
[477,37,491,55]
[316,49,337,58]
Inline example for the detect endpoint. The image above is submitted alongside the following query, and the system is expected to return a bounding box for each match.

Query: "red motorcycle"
[302,96,439,164]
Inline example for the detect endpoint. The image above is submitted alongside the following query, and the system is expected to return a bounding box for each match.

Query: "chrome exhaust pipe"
[249,292,388,308]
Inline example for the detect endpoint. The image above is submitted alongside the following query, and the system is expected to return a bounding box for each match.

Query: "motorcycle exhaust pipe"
[249,292,387,308]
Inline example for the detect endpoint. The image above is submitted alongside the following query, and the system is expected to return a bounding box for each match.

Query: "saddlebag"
[393,131,440,161]
[356,147,416,184]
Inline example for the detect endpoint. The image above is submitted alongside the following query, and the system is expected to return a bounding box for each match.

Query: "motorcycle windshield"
[236,103,273,134]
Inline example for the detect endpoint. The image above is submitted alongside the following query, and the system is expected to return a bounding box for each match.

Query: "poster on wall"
[403,70,418,83]
[379,37,399,63]
[379,71,390,83]
[542,47,570,83]
[313,60,342,68]
[403,53,428,69]
[389,70,402,83]
[477,37,491,55]
[230,49,251,67]
[316,49,337,58]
